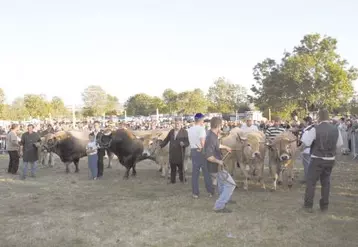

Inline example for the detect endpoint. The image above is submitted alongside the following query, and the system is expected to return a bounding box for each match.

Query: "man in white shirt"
[301,109,343,213]
[240,119,259,132]
[187,113,214,198]
[300,116,314,184]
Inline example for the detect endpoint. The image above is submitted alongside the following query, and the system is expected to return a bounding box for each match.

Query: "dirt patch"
[0,154,357,247]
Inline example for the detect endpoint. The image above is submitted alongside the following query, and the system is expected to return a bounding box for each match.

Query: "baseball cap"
[194,113,205,120]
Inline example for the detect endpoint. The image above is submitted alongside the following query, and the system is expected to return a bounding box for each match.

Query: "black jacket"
[160,128,189,164]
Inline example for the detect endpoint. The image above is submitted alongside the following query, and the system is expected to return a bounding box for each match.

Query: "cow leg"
[273,173,279,191]
[239,164,249,190]
[124,166,130,179]
[65,162,71,173]
[131,163,137,177]
[160,163,166,177]
[74,158,80,173]
[107,150,113,168]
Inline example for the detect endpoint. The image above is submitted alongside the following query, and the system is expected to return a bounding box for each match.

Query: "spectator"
[20,124,41,179]
[6,124,21,174]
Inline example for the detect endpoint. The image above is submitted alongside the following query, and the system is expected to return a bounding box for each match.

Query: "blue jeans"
[302,153,311,181]
[191,149,214,196]
[22,161,38,178]
[214,170,236,210]
[88,154,98,179]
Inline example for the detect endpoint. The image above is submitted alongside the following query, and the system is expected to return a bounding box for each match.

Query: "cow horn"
[237,133,247,141]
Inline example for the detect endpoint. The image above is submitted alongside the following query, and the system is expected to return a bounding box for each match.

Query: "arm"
[182,130,190,148]
[205,141,222,165]
[160,130,171,148]
[301,128,315,147]
[336,130,343,148]
[199,128,206,149]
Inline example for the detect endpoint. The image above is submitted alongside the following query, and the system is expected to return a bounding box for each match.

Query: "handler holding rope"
[204,117,236,213]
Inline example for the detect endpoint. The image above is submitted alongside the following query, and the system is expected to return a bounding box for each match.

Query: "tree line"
[1,33,357,120]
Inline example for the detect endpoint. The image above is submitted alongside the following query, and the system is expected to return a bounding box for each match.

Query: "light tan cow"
[266,131,297,190]
[221,128,266,190]
[136,129,191,178]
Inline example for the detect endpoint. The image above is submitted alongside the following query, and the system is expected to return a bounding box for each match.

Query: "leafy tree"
[162,89,178,114]
[50,96,68,117]
[251,33,358,117]
[176,89,208,114]
[207,77,248,113]
[105,94,119,115]
[82,107,95,117]
[23,94,50,118]
[9,97,30,120]
[0,88,5,118]
[125,93,161,116]
[82,85,108,116]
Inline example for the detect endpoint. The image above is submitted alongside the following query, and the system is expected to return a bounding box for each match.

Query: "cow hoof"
[158,168,163,172]
[131,173,137,177]
[288,184,293,189]
[107,165,112,169]
[277,181,282,185]
[123,176,129,180]
[75,169,79,173]
[66,169,70,174]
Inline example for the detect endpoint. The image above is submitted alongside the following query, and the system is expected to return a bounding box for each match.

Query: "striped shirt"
[265,126,286,140]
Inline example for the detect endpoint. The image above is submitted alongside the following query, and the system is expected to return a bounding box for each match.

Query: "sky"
[1,0,358,105]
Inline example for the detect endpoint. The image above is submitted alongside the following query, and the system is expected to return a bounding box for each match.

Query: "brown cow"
[221,128,266,190]
[266,131,297,190]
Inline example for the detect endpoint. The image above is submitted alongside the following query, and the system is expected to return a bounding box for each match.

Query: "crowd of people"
[0,111,353,213]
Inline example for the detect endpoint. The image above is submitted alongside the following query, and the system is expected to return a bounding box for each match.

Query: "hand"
[226,147,232,153]
[179,141,185,147]
[217,160,224,168]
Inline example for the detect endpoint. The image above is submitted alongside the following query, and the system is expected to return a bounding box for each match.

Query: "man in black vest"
[301,109,343,213]
[92,121,105,178]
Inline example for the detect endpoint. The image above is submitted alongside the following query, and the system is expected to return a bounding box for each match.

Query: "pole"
[235,110,238,121]
[124,110,127,122]
[156,108,159,122]
[268,108,271,121]
[72,103,76,129]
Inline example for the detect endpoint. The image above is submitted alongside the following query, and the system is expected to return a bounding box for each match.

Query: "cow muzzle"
[280,154,290,161]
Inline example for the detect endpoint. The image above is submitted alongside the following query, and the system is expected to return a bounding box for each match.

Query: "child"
[86,134,98,180]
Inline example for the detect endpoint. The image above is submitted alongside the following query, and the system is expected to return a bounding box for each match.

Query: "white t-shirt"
[86,141,98,156]
[188,125,206,149]
[241,124,259,132]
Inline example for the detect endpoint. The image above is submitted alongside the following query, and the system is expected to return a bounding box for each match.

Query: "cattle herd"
[38,127,299,191]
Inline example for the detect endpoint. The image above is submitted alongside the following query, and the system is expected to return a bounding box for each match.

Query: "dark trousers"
[97,149,105,177]
[8,150,20,174]
[170,162,183,183]
[304,158,334,209]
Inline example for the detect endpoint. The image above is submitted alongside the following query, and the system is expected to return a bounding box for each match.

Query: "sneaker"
[31,174,36,178]
[208,193,213,198]
[320,207,328,213]
[192,194,199,199]
[93,177,97,180]
[214,208,232,213]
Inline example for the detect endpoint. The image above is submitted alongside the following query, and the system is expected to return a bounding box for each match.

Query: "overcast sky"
[1,0,357,105]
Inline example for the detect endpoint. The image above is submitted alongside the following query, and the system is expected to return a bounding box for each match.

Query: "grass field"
[0,153,357,247]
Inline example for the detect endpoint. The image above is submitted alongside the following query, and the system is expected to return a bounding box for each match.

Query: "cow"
[97,128,156,179]
[41,130,89,173]
[221,128,266,190]
[266,131,298,190]
[143,130,191,179]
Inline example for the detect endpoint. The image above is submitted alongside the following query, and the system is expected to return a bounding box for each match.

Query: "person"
[92,121,105,178]
[160,118,190,183]
[265,117,286,169]
[300,116,314,184]
[204,117,235,213]
[40,124,55,167]
[86,133,99,180]
[20,124,41,179]
[301,109,343,213]
[6,124,21,174]
[338,118,349,154]
[187,113,214,198]
[241,119,259,132]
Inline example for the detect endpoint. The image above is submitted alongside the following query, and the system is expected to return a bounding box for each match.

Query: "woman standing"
[6,124,21,174]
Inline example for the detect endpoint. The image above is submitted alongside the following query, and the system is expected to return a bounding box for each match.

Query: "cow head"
[239,132,265,161]
[267,137,296,162]
[140,133,162,157]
